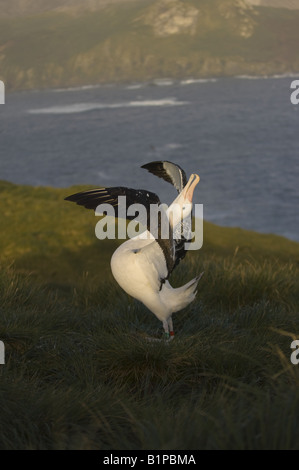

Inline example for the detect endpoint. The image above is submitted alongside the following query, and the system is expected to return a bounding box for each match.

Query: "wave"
[180,78,218,85]
[150,79,175,87]
[271,73,299,79]
[147,142,186,156]
[236,73,299,80]
[28,98,189,115]
[125,77,218,89]
[47,73,298,94]
[164,143,184,150]
[126,79,175,89]
[125,84,145,90]
[97,171,111,181]
[50,84,105,93]
[236,75,266,80]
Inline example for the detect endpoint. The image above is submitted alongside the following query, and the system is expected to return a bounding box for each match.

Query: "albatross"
[65,161,203,340]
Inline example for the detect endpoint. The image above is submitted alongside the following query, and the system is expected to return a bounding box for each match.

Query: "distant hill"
[247,0,299,8]
[1,0,299,91]
[1,0,299,18]
[0,0,149,17]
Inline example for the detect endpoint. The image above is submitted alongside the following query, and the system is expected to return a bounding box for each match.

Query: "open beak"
[182,174,200,202]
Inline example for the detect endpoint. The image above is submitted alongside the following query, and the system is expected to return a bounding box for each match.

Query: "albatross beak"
[183,174,200,202]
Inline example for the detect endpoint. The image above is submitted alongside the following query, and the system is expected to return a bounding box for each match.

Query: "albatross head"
[168,173,200,229]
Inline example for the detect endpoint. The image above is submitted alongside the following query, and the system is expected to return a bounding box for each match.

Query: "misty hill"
[1,0,299,17]
[0,0,147,18]
[247,0,299,8]
[1,0,299,91]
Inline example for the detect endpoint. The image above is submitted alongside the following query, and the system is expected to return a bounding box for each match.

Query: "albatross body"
[65,161,202,339]
[111,235,201,337]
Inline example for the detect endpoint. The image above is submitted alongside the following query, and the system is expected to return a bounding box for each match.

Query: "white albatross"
[65,161,203,340]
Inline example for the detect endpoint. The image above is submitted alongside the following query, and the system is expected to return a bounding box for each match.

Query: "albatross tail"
[160,272,204,313]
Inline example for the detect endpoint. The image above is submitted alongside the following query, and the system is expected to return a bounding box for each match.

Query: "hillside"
[1,0,299,91]
[0,0,145,18]
[247,0,299,8]
[0,181,299,449]
[1,180,299,288]
[1,0,299,18]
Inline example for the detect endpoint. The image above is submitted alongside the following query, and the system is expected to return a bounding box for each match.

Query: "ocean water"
[0,76,298,241]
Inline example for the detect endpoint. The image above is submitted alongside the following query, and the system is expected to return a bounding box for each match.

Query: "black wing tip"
[141,160,183,168]
[64,188,107,202]
[64,192,100,211]
[64,194,78,202]
[141,161,169,170]
[64,192,89,203]
[141,161,162,167]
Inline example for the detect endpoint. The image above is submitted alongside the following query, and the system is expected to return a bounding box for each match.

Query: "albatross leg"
[168,316,175,340]
[162,319,170,340]
[163,318,175,341]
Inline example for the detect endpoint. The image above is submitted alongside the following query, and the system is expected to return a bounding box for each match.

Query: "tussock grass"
[0,181,299,449]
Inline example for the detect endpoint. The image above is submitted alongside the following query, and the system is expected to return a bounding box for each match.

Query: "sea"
[0,75,298,242]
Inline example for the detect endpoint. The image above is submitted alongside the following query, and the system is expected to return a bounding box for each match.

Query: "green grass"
[0,180,299,449]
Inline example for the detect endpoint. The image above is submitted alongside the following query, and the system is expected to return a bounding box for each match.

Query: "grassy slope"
[0,180,299,449]
[1,1,299,90]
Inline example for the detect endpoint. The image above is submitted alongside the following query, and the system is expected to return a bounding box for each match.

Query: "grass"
[0,180,299,449]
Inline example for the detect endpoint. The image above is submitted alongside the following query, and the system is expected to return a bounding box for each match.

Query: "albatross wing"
[65,186,161,220]
[141,161,187,194]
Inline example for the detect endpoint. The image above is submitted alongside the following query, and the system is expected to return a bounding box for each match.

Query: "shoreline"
[5,72,299,95]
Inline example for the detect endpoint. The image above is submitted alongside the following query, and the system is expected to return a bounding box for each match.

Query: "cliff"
[1,0,299,91]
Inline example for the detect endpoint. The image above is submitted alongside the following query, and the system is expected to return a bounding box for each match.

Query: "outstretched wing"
[65,185,179,280]
[141,161,187,194]
[65,186,161,221]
